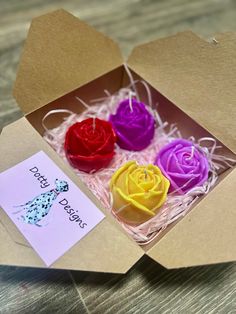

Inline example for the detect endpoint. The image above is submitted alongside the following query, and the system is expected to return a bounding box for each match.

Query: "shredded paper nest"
[43,72,235,245]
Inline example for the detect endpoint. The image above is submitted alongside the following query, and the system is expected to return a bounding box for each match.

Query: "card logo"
[13,179,69,227]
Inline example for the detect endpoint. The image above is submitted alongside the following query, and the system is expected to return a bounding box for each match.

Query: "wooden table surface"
[1,1,236,313]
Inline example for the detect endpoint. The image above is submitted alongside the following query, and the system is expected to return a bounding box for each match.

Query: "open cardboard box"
[0,9,236,273]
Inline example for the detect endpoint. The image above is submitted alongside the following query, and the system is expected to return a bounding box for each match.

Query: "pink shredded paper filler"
[43,77,235,245]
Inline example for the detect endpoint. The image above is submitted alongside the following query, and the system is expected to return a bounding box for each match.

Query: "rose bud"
[110,161,170,225]
[64,118,116,173]
[155,139,209,194]
[109,99,155,151]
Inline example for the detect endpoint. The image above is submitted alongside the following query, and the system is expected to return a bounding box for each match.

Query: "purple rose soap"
[155,139,209,194]
[109,99,155,151]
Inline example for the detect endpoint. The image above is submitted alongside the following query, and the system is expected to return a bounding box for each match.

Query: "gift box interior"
[0,9,236,273]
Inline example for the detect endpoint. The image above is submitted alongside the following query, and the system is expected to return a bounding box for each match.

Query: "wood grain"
[0,267,88,313]
[0,0,236,313]
[73,256,236,314]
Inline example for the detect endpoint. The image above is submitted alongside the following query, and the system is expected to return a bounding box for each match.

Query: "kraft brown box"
[0,9,236,273]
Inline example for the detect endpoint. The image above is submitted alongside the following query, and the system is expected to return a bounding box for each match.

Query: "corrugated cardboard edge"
[0,118,143,273]
[146,167,236,268]
[13,9,123,114]
[127,31,236,154]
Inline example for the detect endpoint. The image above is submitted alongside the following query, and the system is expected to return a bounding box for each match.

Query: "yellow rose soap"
[110,161,170,225]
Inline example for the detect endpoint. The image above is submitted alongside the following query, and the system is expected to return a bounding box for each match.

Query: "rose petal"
[115,187,155,216]
[66,151,114,173]
[151,176,170,210]
[95,131,116,155]
[114,168,130,195]
[181,164,197,173]
[64,123,91,155]
[112,187,155,224]
[128,171,145,194]
[134,119,155,148]
[129,191,163,212]
[115,130,137,150]
[168,153,185,174]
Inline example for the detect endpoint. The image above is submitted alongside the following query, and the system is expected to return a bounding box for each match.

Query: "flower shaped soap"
[155,139,209,194]
[64,118,116,173]
[110,161,170,225]
[109,99,155,151]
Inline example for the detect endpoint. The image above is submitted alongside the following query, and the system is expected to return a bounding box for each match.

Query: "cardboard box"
[0,9,236,273]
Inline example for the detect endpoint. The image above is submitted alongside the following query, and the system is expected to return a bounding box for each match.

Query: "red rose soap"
[64,118,117,173]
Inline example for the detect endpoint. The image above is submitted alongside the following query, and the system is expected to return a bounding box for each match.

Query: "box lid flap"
[146,167,236,268]
[0,118,143,273]
[13,9,123,114]
[128,31,236,153]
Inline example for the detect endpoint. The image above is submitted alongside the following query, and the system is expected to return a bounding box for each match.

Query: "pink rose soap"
[155,139,209,194]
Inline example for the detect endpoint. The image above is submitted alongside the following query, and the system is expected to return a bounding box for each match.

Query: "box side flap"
[0,118,143,273]
[128,31,236,153]
[13,9,123,114]
[0,216,142,273]
[146,167,236,268]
